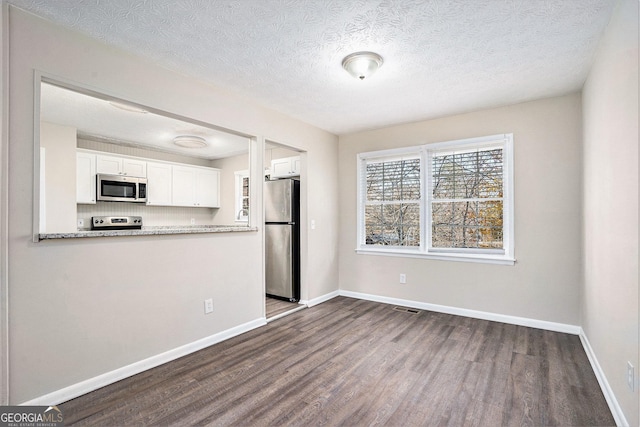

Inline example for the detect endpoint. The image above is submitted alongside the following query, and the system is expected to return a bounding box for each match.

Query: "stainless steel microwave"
[96,174,147,203]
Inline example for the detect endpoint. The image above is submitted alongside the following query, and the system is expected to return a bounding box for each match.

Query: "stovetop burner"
[91,216,143,230]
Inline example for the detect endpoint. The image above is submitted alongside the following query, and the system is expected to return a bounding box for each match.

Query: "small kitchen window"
[235,170,249,222]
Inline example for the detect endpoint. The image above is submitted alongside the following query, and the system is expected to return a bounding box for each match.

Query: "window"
[363,153,422,247]
[357,134,514,265]
[234,170,249,222]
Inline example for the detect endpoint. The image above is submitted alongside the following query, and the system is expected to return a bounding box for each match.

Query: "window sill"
[355,248,516,266]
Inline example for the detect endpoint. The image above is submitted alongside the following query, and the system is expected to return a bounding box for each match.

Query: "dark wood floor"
[60,297,614,426]
[265,296,304,319]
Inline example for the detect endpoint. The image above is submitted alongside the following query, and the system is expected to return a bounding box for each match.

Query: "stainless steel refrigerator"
[265,178,300,302]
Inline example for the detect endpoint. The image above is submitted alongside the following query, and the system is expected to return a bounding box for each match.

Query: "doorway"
[264,141,307,320]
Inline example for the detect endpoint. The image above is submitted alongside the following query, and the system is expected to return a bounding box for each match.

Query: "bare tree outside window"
[241,176,249,213]
[365,158,420,246]
[234,171,249,222]
[431,148,503,249]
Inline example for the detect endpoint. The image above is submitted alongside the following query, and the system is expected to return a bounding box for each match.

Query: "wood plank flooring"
[60,297,615,426]
[265,296,304,319]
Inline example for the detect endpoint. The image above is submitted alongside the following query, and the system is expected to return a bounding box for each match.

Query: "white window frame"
[234,170,249,223]
[356,134,515,265]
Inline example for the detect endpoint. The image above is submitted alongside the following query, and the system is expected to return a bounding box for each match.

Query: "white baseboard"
[305,290,340,307]
[338,290,581,334]
[266,305,307,323]
[579,329,628,427]
[21,318,266,406]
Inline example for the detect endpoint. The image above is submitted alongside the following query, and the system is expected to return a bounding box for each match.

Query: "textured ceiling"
[9,0,617,135]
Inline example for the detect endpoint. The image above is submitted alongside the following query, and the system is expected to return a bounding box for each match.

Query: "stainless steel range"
[91,216,143,230]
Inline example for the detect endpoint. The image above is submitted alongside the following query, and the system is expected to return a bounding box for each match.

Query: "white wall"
[4,6,338,404]
[339,94,583,325]
[581,0,639,425]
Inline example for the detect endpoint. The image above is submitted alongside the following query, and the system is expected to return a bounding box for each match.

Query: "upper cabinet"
[96,154,147,177]
[77,150,220,208]
[270,156,300,179]
[76,151,96,204]
[172,166,220,208]
[146,162,172,206]
[195,169,220,208]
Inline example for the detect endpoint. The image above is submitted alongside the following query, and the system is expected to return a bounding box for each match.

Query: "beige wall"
[5,7,338,403]
[582,0,639,425]
[339,93,583,325]
[265,145,300,168]
[210,152,249,225]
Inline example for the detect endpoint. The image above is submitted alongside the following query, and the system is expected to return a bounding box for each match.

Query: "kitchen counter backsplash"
[77,203,218,230]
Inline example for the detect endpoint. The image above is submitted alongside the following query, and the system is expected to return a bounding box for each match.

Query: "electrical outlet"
[399,273,406,284]
[627,361,635,391]
[190,218,196,225]
[77,219,84,228]
[204,298,214,314]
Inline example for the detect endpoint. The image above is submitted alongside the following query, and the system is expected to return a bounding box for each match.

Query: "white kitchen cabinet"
[77,149,220,208]
[172,165,220,208]
[270,156,300,178]
[171,166,196,207]
[195,169,220,207]
[146,162,172,206]
[76,151,96,204]
[96,154,146,177]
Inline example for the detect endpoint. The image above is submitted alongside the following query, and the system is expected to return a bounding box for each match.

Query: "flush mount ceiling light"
[173,135,208,148]
[341,51,384,80]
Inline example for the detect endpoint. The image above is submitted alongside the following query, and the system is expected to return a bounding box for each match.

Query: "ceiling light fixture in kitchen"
[173,135,208,148]
[342,51,384,80]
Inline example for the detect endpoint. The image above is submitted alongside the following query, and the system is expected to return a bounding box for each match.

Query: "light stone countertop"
[38,225,258,240]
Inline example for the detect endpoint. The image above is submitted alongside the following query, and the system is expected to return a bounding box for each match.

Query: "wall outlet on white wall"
[399,273,406,284]
[627,361,635,391]
[204,298,214,314]
[77,219,84,228]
